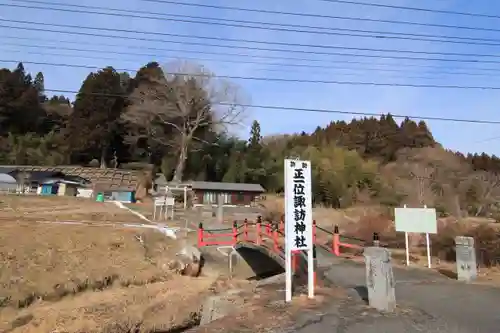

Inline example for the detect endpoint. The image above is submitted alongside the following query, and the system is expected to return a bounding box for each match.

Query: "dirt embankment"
[0,195,221,333]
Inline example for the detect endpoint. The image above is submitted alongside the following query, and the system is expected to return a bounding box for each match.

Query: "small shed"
[93,183,136,203]
[109,190,136,203]
[39,183,58,195]
[35,174,87,197]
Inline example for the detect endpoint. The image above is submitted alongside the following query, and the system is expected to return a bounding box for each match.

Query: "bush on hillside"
[432,221,500,267]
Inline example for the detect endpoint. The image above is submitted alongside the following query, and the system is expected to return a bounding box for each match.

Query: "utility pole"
[410,166,430,206]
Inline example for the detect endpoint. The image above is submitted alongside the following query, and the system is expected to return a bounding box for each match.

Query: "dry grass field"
[0,195,147,223]
[0,195,227,332]
[0,276,215,333]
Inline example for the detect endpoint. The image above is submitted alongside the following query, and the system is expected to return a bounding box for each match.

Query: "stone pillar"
[363,247,396,312]
[216,193,224,224]
[455,236,477,283]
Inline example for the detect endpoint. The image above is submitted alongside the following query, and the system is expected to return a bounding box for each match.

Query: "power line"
[5,23,500,66]
[34,88,500,125]
[9,35,500,73]
[4,28,500,60]
[4,7,500,60]
[8,0,500,40]
[6,59,500,90]
[0,49,485,82]
[5,6,500,47]
[142,0,500,33]
[5,44,500,79]
[318,0,500,19]
[0,35,457,71]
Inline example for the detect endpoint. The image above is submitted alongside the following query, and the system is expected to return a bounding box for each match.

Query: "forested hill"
[2,62,500,217]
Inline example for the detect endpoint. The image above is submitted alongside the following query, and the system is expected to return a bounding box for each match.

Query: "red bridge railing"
[197,216,379,257]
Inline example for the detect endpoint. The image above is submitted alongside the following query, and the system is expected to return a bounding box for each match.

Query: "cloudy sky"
[2,0,500,154]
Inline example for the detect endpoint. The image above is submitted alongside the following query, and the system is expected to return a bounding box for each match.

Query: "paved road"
[298,254,500,333]
[196,230,500,332]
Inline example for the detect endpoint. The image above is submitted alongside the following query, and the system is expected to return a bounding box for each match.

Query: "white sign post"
[395,206,437,268]
[284,159,314,302]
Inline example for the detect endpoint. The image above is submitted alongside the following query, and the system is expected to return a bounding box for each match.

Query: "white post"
[405,232,410,266]
[423,205,431,268]
[403,204,410,266]
[284,161,292,302]
[285,247,292,302]
[426,233,432,268]
[183,186,187,210]
[307,249,314,299]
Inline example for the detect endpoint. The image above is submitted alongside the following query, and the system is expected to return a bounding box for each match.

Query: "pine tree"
[33,72,46,102]
[245,120,266,184]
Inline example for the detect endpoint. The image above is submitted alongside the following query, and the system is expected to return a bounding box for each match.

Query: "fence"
[197,216,377,257]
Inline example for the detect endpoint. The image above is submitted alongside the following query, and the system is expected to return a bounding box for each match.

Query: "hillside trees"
[0,63,45,136]
[4,63,500,217]
[66,66,127,166]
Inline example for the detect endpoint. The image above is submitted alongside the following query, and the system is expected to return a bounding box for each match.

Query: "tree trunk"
[172,144,188,183]
[100,145,107,169]
[453,194,462,219]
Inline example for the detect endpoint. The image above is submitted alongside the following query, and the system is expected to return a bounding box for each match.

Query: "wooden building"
[190,181,265,207]
[155,176,265,207]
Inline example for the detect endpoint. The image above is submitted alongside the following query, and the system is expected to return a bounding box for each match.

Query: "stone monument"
[455,236,477,282]
[363,246,396,312]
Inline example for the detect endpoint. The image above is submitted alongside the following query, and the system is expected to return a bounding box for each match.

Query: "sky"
[2,0,500,155]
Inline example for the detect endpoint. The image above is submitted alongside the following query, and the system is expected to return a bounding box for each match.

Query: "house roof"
[189,181,265,192]
[0,165,141,191]
[155,175,265,192]
[0,173,16,184]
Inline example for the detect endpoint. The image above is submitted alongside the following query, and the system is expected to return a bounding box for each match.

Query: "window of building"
[203,191,216,204]
[203,191,232,204]
[223,192,231,204]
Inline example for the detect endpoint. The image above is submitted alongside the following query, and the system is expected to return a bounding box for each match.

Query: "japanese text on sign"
[284,159,313,251]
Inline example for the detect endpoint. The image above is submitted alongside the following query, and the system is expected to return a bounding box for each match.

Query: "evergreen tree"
[33,72,46,102]
[0,63,44,136]
[66,66,127,166]
[245,120,266,184]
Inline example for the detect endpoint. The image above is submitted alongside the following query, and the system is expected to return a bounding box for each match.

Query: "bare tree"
[122,61,247,182]
[466,171,500,217]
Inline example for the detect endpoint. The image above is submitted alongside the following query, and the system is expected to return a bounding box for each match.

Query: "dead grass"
[260,195,385,230]
[0,195,146,223]
[0,276,216,333]
[0,195,268,333]
[0,218,183,308]
[190,285,346,333]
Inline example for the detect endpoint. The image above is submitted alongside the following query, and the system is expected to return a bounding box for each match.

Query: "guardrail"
[197,216,379,257]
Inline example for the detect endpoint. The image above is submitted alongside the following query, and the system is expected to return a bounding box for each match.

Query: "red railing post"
[244,218,249,241]
[291,251,297,272]
[333,225,340,256]
[256,216,262,245]
[198,222,205,247]
[232,221,238,245]
[272,225,279,252]
[373,232,380,247]
[280,214,285,233]
[313,220,317,244]
[266,221,271,236]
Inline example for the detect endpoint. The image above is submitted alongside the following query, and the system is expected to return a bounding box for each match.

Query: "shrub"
[343,214,404,248]
[432,221,500,267]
